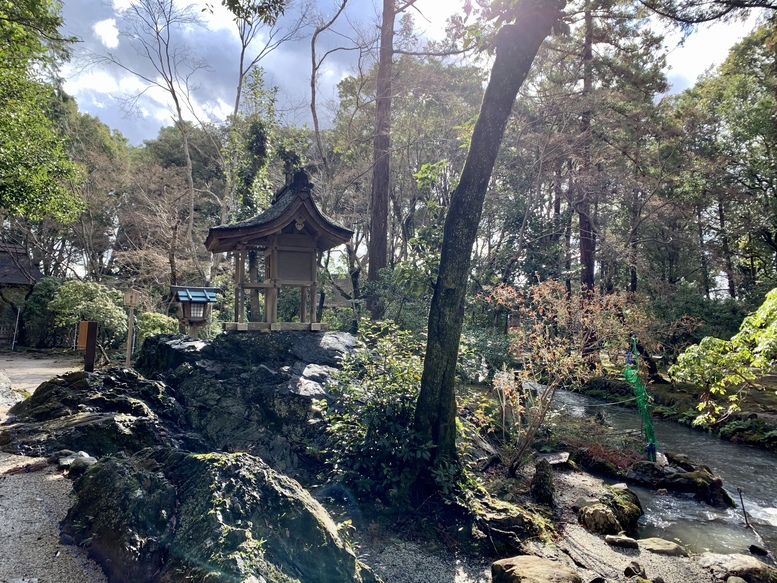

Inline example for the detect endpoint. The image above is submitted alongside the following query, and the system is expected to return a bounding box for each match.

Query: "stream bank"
[580,376,777,453]
[554,388,777,558]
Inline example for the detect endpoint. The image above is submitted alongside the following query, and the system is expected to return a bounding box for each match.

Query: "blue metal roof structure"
[170,286,220,303]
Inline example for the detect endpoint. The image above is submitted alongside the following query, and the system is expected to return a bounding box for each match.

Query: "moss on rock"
[62,448,379,583]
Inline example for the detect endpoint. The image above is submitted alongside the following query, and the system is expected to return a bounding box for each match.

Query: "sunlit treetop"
[0,0,74,67]
[454,0,569,52]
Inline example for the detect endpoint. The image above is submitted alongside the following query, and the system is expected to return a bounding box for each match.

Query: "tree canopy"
[0,0,81,221]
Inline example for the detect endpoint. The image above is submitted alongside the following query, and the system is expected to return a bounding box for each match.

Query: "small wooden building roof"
[0,245,42,286]
[204,171,353,254]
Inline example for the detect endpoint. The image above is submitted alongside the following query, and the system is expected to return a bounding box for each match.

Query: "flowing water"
[555,389,777,555]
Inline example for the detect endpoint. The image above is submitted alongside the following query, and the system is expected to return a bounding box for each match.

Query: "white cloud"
[112,0,133,12]
[663,11,763,89]
[93,18,120,49]
[195,0,237,34]
[411,0,460,41]
[63,69,119,94]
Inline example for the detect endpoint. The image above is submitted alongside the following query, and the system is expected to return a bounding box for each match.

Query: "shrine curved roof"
[204,171,353,253]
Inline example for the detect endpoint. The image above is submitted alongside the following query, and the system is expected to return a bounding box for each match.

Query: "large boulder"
[134,332,359,478]
[577,483,642,536]
[638,537,689,557]
[0,368,206,457]
[625,452,735,508]
[492,555,582,583]
[578,503,622,535]
[61,448,379,583]
[698,553,777,583]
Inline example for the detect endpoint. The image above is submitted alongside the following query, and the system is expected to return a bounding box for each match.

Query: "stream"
[555,389,777,555]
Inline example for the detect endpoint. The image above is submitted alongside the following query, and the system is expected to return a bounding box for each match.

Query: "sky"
[58,0,764,146]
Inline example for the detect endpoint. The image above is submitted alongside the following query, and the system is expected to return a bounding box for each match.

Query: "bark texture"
[367,0,396,309]
[413,0,565,464]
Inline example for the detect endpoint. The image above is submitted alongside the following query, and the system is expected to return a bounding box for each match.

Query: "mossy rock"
[471,497,554,557]
[62,448,379,583]
[602,483,643,535]
[530,459,555,506]
[0,368,205,457]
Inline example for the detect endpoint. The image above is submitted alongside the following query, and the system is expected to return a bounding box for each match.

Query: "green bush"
[138,312,179,343]
[319,321,432,503]
[48,280,127,347]
[718,418,759,440]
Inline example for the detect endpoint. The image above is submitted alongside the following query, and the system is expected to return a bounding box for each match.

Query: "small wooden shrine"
[205,170,353,331]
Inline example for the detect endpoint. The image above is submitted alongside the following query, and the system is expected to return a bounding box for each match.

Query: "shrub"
[670,287,777,424]
[482,281,648,474]
[138,312,179,344]
[48,281,127,347]
[318,321,432,503]
[458,329,511,383]
[22,277,65,347]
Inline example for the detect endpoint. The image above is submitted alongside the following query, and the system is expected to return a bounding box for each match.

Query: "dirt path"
[0,351,107,582]
[0,351,83,414]
[0,351,83,392]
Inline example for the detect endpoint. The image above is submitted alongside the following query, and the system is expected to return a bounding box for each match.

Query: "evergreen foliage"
[47,281,128,347]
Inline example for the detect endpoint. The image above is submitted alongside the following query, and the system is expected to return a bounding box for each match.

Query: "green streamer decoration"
[624,337,657,461]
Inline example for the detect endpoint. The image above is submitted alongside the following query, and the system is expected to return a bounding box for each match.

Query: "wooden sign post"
[83,321,98,372]
[123,289,140,367]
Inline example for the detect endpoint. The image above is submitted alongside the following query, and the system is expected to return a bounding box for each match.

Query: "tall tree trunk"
[413,1,563,468]
[578,0,595,291]
[173,106,206,282]
[564,174,574,294]
[550,165,563,279]
[630,188,640,293]
[366,0,396,318]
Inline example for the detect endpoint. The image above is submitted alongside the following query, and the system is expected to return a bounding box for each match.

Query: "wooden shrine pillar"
[234,246,246,323]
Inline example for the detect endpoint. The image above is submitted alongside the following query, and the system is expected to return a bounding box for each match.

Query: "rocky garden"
[2,330,776,583]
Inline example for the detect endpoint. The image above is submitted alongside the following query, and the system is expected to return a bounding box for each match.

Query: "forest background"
[1,0,775,397]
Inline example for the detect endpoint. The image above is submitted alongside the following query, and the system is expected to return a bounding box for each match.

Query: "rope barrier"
[571,396,639,407]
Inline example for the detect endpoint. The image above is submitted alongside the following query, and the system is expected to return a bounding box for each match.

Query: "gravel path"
[0,452,108,583]
[0,353,107,583]
[358,539,492,583]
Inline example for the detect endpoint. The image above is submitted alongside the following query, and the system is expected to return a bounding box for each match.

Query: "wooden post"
[235,247,245,323]
[310,283,318,323]
[300,287,308,323]
[311,247,319,324]
[267,241,278,323]
[84,321,98,372]
[123,289,139,367]
[125,307,135,367]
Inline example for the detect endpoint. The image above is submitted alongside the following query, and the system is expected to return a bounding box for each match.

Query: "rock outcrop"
[61,448,378,583]
[135,332,357,479]
[0,331,377,583]
[0,367,207,457]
